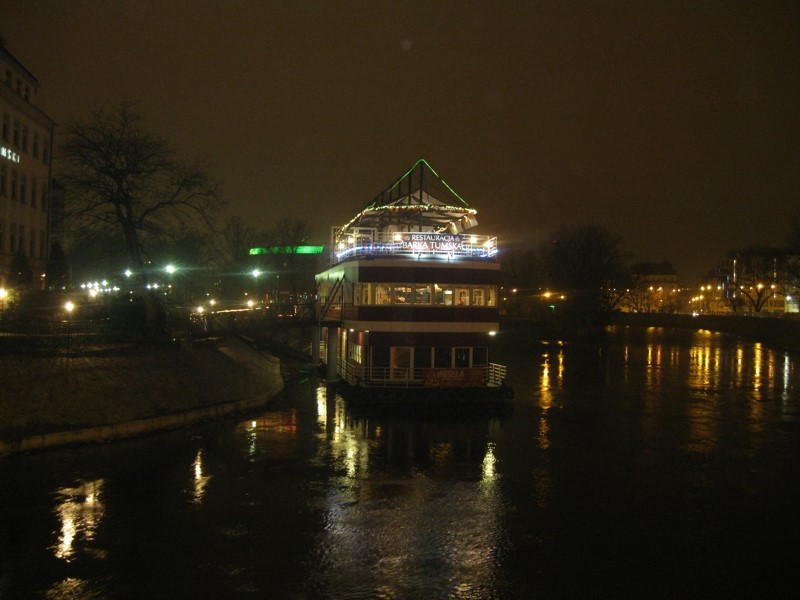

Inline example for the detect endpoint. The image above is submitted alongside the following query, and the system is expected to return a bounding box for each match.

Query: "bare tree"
[543,223,629,328]
[729,246,785,312]
[222,215,262,266]
[265,218,313,300]
[59,103,223,276]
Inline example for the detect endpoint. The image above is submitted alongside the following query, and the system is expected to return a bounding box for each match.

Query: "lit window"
[393,285,412,304]
[375,284,391,305]
[414,284,431,304]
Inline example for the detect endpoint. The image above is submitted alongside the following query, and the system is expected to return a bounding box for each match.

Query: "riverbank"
[500,312,800,353]
[0,336,284,455]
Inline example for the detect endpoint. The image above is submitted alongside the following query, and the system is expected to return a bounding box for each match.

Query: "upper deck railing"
[332,231,498,265]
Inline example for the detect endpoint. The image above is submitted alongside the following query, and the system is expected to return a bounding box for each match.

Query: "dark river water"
[2,326,800,599]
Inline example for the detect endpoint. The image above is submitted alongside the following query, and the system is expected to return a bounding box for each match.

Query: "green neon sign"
[249,245,324,255]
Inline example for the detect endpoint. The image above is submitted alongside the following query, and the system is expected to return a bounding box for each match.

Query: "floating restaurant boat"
[315,158,511,401]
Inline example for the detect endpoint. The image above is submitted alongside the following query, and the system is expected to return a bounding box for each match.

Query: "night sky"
[3,1,799,283]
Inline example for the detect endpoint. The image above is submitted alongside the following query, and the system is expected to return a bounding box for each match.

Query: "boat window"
[357,283,370,305]
[435,285,454,306]
[434,347,452,368]
[455,287,469,306]
[414,347,432,369]
[391,347,412,380]
[375,284,391,305]
[486,286,497,307]
[393,285,412,304]
[473,347,488,367]
[414,284,431,304]
[348,341,363,364]
[472,288,484,306]
[455,347,471,368]
[372,346,390,380]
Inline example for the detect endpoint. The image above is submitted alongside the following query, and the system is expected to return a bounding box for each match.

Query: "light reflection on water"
[52,479,105,563]
[2,327,799,598]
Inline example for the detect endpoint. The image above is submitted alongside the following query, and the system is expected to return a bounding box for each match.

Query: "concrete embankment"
[0,336,284,456]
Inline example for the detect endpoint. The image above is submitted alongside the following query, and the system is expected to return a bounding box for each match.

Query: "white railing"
[332,232,498,265]
[335,360,508,389]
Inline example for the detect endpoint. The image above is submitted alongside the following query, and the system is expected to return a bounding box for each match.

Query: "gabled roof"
[339,158,478,234]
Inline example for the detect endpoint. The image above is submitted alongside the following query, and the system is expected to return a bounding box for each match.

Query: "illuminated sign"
[400,233,463,253]
[249,245,324,255]
[1,145,21,163]
[423,367,484,387]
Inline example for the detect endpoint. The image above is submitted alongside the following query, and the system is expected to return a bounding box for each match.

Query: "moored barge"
[315,159,511,401]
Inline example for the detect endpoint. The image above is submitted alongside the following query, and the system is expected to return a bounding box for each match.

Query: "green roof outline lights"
[249,245,324,256]
[367,157,471,210]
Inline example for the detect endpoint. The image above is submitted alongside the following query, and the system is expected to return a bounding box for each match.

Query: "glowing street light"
[64,301,75,314]
[165,264,176,275]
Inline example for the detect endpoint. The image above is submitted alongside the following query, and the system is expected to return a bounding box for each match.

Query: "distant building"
[0,38,55,289]
[623,261,681,313]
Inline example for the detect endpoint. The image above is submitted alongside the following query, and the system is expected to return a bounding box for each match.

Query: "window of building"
[455,347,471,368]
[10,169,17,200]
[473,347,488,367]
[10,222,16,253]
[414,347,432,370]
[391,347,412,380]
[31,177,37,208]
[0,163,6,196]
[18,225,25,255]
[19,174,26,204]
[371,346,390,380]
[21,126,28,152]
[12,120,19,147]
[1,113,8,141]
[0,220,4,253]
[15,79,21,95]
[347,338,363,363]
[455,287,469,306]
[434,347,452,368]
[393,285,412,304]
[375,284,391,305]
[39,230,46,260]
[4,70,10,86]
[472,288,485,306]
[486,286,497,307]
[43,139,49,164]
[41,183,48,211]
[436,285,454,305]
[30,229,36,257]
[414,284,431,304]
[24,85,29,101]
[32,132,39,158]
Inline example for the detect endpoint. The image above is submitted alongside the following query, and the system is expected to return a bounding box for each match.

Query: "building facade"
[0,40,54,289]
